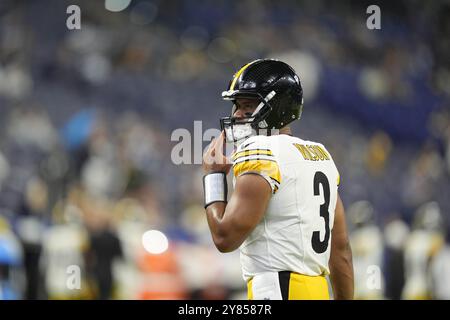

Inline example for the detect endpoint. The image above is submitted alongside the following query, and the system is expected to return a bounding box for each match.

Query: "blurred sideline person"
[383,217,409,300]
[202,59,354,300]
[83,198,123,300]
[430,233,450,299]
[40,193,91,300]
[0,217,24,300]
[347,201,385,299]
[402,202,445,300]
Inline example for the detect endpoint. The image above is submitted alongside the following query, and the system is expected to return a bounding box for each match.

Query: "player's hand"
[203,131,232,174]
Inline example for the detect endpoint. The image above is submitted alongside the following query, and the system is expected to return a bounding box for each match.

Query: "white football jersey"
[402,230,444,299]
[232,134,340,281]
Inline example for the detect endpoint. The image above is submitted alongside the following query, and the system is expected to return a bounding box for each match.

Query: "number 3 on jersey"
[311,171,331,254]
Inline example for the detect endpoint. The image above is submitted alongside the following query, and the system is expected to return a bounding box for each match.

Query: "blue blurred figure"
[0,217,24,300]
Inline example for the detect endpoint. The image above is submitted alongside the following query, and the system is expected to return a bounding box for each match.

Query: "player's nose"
[234,108,244,118]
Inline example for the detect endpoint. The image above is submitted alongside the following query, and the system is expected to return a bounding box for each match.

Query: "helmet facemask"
[220,90,276,143]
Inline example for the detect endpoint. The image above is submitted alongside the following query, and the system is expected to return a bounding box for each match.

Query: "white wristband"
[203,172,228,208]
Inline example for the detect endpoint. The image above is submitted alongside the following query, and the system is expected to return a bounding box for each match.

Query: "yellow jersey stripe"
[233,156,277,167]
[232,149,273,161]
[233,159,281,189]
[233,158,278,169]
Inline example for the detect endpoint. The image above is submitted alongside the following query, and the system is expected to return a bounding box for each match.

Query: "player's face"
[233,98,259,118]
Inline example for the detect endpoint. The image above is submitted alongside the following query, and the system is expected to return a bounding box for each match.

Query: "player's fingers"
[215,131,225,155]
[203,138,217,165]
[205,138,217,156]
[207,137,216,151]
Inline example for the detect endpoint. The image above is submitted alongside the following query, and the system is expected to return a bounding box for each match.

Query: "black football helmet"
[220,59,304,142]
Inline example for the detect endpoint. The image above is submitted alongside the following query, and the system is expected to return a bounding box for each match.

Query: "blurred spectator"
[0,0,448,300]
[0,216,24,299]
[39,189,91,299]
[402,202,446,299]
[430,234,450,300]
[83,197,123,300]
[348,201,385,299]
[383,217,409,300]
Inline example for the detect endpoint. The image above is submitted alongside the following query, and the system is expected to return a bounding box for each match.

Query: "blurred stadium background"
[0,0,449,300]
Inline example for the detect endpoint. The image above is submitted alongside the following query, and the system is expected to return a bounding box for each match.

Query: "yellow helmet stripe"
[229,60,259,91]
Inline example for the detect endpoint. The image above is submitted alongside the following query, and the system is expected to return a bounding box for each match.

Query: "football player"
[402,201,445,300]
[347,201,385,299]
[202,59,354,300]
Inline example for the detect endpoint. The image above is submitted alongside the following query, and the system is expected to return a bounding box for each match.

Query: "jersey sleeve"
[232,137,281,194]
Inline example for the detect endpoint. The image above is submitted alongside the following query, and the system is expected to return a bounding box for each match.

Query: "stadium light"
[142,230,169,254]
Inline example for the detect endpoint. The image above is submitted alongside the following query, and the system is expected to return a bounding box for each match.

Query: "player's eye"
[243,105,255,113]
